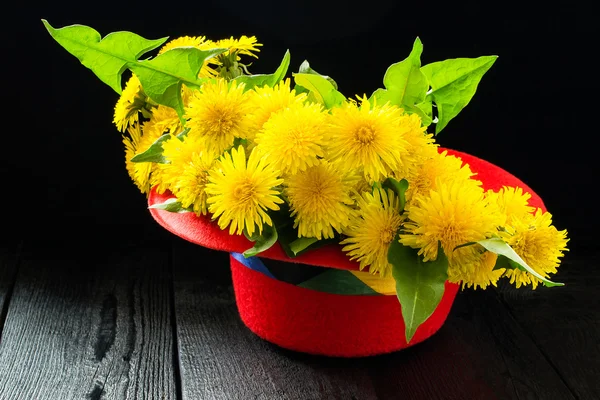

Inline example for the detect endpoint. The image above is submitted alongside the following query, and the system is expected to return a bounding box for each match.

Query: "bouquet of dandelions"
[44,19,569,343]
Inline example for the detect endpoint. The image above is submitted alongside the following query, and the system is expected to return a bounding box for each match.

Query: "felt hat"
[148,148,546,357]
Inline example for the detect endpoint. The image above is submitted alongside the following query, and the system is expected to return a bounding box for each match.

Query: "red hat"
[149,148,546,357]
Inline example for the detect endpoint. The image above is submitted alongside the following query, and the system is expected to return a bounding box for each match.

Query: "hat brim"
[148,148,546,270]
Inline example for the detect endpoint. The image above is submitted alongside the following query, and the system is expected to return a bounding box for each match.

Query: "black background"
[6,3,597,254]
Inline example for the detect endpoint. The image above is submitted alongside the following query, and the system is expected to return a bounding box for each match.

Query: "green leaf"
[264,203,296,257]
[381,177,409,212]
[298,60,339,89]
[269,201,339,258]
[292,73,346,109]
[388,240,448,343]
[370,37,428,110]
[268,50,292,86]
[176,127,190,141]
[243,224,278,258]
[124,90,157,120]
[130,133,171,163]
[492,255,524,272]
[477,238,563,287]
[232,137,248,148]
[276,226,300,258]
[43,20,227,119]
[298,270,379,295]
[276,229,297,258]
[148,197,191,213]
[409,100,433,126]
[421,55,497,134]
[369,88,389,105]
[293,84,309,95]
[130,127,188,164]
[287,236,337,257]
[129,47,226,118]
[234,50,291,90]
[289,237,318,255]
[42,19,168,94]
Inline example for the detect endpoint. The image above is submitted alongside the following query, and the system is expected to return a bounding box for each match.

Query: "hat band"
[231,252,396,295]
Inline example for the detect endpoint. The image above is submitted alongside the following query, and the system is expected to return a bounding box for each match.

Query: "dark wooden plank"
[0,240,22,337]
[172,239,379,400]
[0,241,177,400]
[172,239,574,400]
[497,251,600,400]
[366,288,575,400]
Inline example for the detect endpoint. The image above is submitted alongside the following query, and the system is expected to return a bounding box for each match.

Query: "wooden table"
[0,236,597,400]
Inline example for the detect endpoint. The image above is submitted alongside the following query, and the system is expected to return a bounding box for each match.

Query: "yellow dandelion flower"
[195,36,263,79]
[205,146,284,236]
[393,113,439,178]
[121,83,192,150]
[149,86,193,137]
[175,152,216,215]
[150,133,184,193]
[161,133,199,167]
[247,78,307,142]
[155,134,204,189]
[157,135,216,215]
[123,123,143,191]
[341,188,404,277]
[159,36,210,54]
[285,160,356,240]
[487,186,536,227]
[185,78,253,154]
[406,150,479,204]
[399,178,504,266]
[152,137,188,194]
[350,175,374,201]
[150,159,172,195]
[114,73,190,135]
[150,104,183,136]
[327,96,411,181]
[449,251,504,290]
[215,35,262,58]
[123,121,165,194]
[114,74,144,132]
[503,209,569,289]
[254,102,328,175]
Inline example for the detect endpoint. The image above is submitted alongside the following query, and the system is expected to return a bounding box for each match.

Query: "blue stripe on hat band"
[231,252,276,279]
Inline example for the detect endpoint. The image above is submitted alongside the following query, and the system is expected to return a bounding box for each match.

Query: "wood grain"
[171,239,576,400]
[0,240,22,339]
[0,242,176,400]
[171,239,379,400]
[1,235,595,400]
[497,252,600,400]
[364,288,574,400]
